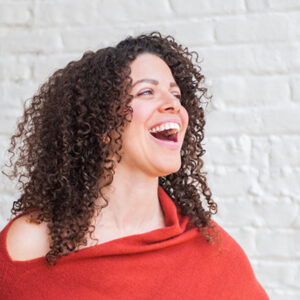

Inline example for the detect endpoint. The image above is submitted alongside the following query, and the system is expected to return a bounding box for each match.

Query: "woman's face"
[119,53,189,177]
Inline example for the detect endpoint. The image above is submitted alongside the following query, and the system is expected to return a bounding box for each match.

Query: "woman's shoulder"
[210,220,257,273]
[2,211,50,261]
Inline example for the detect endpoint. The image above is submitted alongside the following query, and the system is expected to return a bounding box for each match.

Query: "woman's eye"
[174,94,181,100]
[138,90,153,96]
[137,89,181,100]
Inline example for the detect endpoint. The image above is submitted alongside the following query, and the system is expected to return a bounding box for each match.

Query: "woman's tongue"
[151,131,177,142]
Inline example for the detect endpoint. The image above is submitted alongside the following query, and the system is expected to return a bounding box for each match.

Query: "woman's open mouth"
[148,129,180,150]
[149,128,178,143]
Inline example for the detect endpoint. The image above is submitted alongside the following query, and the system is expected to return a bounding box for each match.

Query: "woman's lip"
[148,132,180,150]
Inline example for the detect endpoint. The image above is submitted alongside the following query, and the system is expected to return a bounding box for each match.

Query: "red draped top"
[0,185,269,299]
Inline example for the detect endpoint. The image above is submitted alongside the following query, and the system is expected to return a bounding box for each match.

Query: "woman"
[0,32,269,299]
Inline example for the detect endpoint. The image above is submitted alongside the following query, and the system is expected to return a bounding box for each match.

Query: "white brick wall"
[0,0,299,298]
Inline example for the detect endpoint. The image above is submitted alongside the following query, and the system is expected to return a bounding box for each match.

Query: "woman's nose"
[158,92,181,113]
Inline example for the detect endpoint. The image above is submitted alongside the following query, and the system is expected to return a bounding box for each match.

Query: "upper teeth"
[149,122,180,133]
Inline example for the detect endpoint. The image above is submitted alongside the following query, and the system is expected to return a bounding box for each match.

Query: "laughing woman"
[0,32,269,299]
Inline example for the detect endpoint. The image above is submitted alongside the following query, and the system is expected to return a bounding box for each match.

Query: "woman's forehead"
[129,53,175,84]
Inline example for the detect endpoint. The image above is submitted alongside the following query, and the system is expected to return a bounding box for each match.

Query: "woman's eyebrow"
[131,78,178,88]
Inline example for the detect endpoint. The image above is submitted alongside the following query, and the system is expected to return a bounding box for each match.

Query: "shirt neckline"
[1,185,194,265]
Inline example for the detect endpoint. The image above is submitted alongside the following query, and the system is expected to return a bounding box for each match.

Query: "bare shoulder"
[6,212,50,261]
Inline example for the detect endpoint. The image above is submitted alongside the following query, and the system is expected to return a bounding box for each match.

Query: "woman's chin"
[156,162,181,177]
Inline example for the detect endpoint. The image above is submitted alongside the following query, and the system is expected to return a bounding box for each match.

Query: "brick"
[291,75,300,102]
[286,45,300,72]
[0,107,23,135]
[110,24,170,45]
[254,45,295,73]
[206,166,258,197]
[197,46,268,77]
[290,13,300,40]
[0,56,31,82]
[99,0,172,23]
[293,206,300,228]
[256,229,297,257]
[166,20,215,46]
[246,0,269,11]
[250,137,271,169]
[250,261,269,288]
[0,28,63,54]
[206,107,300,135]
[32,54,80,82]
[247,180,265,198]
[253,261,300,288]
[0,2,31,25]
[260,167,300,197]
[34,0,98,26]
[211,76,290,107]
[206,106,300,136]
[126,22,210,49]
[269,0,300,10]
[215,196,257,227]
[61,27,125,53]
[269,135,300,166]
[223,227,256,256]
[205,109,260,135]
[204,135,251,166]
[0,135,12,177]
[260,107,300,134]
[254,197,299,227]
[215,15,290,44]
[198,44,300,77]
[0,194,14,231]
[296,227,300,255]
[170,0,246,16]
[0,82,37,109]
[268,290,300,300]
[0,135,22,199]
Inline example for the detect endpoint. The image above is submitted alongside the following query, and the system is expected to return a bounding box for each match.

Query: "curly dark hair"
[3,31,218,265]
